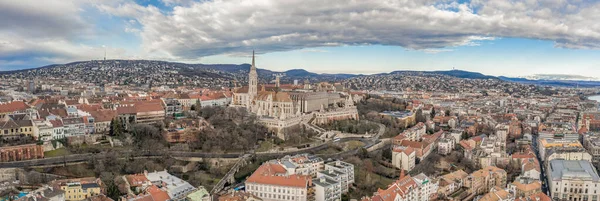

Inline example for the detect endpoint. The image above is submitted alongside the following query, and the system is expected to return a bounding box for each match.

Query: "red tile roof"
[0,101,29,113]
[514,192,551,201]
[90,110,118,122]
[147,185,170,201]
[246,163,311,188]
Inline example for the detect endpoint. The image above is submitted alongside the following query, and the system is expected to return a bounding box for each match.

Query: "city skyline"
[1,0,600,77]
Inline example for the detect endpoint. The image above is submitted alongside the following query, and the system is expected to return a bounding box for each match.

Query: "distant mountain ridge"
[3,60,600,87]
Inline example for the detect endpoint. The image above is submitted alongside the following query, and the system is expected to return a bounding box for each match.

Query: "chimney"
[400,169,405,179]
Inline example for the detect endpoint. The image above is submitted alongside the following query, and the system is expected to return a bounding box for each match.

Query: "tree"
[416,109,426,123]
[461,131,469,140]
[431,107,436,119]
[109,118,123,137]
[445,110,451,116]
[382,148,392,161]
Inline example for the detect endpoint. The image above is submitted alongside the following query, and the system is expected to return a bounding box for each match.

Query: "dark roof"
[81,183,100,189]
[14,120,33,127]
[62,117,84,125]
[0,119,20,129]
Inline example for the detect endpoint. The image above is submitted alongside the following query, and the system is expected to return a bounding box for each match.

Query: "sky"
[1,0,600,78]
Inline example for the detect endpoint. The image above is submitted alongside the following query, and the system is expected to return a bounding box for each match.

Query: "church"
[231,51,360,139]
[231,51,300,119]
[231,52,304,138]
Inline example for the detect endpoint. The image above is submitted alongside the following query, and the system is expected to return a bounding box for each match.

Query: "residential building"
[513,192,552,201]
[63,117,86,137]
[16,185,66,201]
[545,147,592,164]
[508,177,542,198]
[218,191,263,201]
[478,186,513,201]
[0,101,30,119]
[144,170,196,200]
[582,133,600,165]
[537,138,582,159]
[361,172,437,201]
[162,98,183,117]
[278,154,325,177]
[465,166,507,195]
[392,146,416,171]
[437,170,469,197]
[379,111,416,129]
[89,110,117,134]
[438,136,455,155]
[323,160,354,193]
[56,178,103,201]
[245,163,312,201]
[185,186,211,201]
[313,177,341,201]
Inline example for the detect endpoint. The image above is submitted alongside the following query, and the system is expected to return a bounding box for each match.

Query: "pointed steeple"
[251,50,256,71]
[249,50,258,98]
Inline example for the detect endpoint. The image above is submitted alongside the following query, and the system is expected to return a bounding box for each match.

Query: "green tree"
[430,107,436,119]
[109,118,123,137]
[416,109,426,123]
[461,131,469,140]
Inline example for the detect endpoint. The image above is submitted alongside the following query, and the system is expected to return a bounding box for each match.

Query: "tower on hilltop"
[248,50,258,98]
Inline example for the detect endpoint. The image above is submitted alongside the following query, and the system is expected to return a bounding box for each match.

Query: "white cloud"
[92,0,600,60]
[3,0,600,68]
[0,0,132,68]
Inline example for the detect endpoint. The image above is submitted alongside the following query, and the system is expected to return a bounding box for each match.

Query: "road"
[531,133,550,195]
[0,137,375,168]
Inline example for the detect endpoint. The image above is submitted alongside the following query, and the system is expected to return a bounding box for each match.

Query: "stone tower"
[249,50,258,99]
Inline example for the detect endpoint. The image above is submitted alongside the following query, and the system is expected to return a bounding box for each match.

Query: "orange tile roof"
[514,192,552,201]
[0,101,29,113]
[78,104,103,113]
[126,174,149,187]
[147,185,170,201]
[400,140,427,149]
[89,110,118,122]
[512,180,541,192]
[117,106,136,115]
[246,163,311,188]
[135,101,164,113]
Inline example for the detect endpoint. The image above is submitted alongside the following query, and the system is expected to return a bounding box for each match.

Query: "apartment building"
[245,163,312,201]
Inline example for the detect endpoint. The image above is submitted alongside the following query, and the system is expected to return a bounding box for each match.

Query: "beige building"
[245,163,311,201]
[392,146,416,171]
[465,166,507,195]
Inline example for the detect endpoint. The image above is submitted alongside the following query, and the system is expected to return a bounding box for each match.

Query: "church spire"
[251,50,256,71]
[248,50,258,98]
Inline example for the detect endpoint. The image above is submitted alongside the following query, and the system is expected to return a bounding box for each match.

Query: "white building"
[548,160,600,201]
[34,120,55,141]
[324,161,354,191]
[362,172,438,201]
[313,177,341,201]
[438,137,455,155]
[144,170,196,200]
[392,146,416,171]
[245,163,311,201]
[278,154,325,177]
[546,148,593,164]
[62,117,85,137]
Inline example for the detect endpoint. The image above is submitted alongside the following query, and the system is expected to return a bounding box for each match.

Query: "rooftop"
[549,160,600,181]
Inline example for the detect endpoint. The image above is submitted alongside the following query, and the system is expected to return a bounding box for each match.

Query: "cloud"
[0,0,116,69]
[92,0,600,60]
[300,48,330,53]
[3,0,600,69]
